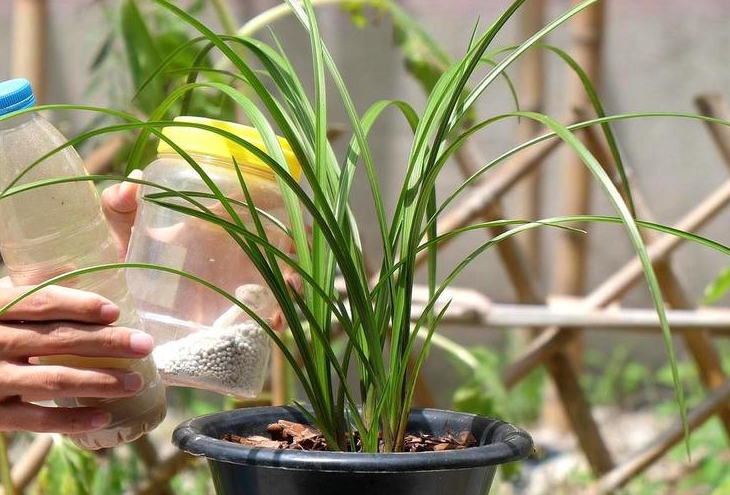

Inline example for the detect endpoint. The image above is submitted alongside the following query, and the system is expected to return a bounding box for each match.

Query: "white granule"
[152,284,275,397]
[153,321,270,397]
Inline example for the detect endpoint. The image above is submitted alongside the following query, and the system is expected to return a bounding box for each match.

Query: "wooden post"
[513,0,546,272]
[581,117,730,440]
[11,0,47,102]
[553,0,605,295]
[590,380,730,495]
[0,434,52,495]
[545,0,605,434]
[270,342,289,406]
[503,176,730,386]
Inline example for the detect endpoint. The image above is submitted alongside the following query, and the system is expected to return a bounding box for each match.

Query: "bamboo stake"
[270,342,288,406]
[425,135,563,252]
[546,349,614,474]
[589,379,730,495]
[581,113,730,440]
[83,135,126,175]
[412,126,612,473]
[552,0,604,297]
[514,0,546,272]
[0,435,13,495]
[452,142,542,303]
[583,177,730,309]
[11,0,47,103]
[695,93,730,163]
[132,436,175,495]
[0,434,52,495]
[435,120,613,472]
[408,287,730,330]
[503,326,569,386]
[546,0,605,434]
[503,176,730,386]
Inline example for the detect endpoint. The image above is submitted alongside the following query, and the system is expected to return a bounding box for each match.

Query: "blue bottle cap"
[0,78,36,116]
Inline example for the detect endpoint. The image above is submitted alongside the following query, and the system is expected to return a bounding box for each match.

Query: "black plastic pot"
[173,406,533,495]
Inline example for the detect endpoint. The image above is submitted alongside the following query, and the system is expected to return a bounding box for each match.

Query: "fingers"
[284,268,303,295]
[0,285,119,324]
[0,397,112,434]
[0,321,153,359]
[101,169,142,261]
[0,361,145,399]
[270,311,287,332]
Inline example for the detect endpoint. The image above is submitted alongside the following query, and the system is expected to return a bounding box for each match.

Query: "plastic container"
[0,78,166,450]
[125,116,301,398]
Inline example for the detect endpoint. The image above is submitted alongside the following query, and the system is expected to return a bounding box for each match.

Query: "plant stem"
[237,0,367,38]
[418,328,479,371]
[209,0,238,36]
[0,434,15,495]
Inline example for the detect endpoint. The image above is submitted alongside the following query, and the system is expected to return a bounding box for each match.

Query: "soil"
[222,419,477,452]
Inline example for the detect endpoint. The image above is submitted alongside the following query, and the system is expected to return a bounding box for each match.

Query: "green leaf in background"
[708,460,730,495]
[90,450,130,495]
[35,439,97,495]
[120,0,166,114]
[85,0,239,172]
[450,346,543,425]
[703,265,730,305]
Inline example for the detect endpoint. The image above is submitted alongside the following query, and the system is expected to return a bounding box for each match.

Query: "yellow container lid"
[157,116,302,181]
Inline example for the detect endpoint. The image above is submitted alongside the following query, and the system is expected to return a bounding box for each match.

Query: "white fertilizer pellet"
[152,285,275,397]
[153,321,270,397]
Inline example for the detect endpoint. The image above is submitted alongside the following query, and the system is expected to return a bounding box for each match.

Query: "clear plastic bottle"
[125,116,301,397]
[0,78,166,449]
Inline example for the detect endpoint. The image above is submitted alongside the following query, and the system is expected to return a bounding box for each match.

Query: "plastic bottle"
[125,116,301,397]
[0,78,166,449]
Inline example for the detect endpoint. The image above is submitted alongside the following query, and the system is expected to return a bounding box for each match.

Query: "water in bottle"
[0,78,166,449]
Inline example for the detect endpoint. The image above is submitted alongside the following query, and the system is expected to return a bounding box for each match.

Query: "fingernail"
[124,372,144,392]
[90,412,111,429]
[129,332,154,354]
[99,303,119,323]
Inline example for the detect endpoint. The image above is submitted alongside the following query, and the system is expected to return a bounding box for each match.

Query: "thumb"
[101,169,143,260]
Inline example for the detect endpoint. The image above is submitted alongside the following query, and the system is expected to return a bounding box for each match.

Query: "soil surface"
[222,419,477,452]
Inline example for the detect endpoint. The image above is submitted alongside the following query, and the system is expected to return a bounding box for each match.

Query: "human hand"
[101,169,142,261]
[100,170,302,333]
[0,281,154,434]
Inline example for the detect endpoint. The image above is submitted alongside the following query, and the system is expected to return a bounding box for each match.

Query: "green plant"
[85,0,238,170]
[126,0,624,454]
[429,331,543,424]
[4,0,730,456]
[703,265,730,305]
[583,345,655,407]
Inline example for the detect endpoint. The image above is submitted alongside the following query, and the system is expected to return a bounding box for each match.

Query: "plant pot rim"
[173,406,533,472]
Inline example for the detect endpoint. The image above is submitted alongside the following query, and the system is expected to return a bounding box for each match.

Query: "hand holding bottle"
[0,185,154,434]
[0,78,166,448]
